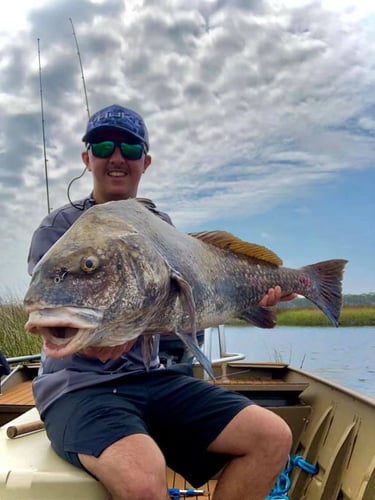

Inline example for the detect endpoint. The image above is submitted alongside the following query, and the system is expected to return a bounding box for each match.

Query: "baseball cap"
[82,104,149,150]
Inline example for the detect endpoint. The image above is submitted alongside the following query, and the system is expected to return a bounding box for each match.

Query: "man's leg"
[79,433,169,500]
[208,405,292,500]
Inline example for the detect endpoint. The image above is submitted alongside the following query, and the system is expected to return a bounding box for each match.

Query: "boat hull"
[1,360,374,499]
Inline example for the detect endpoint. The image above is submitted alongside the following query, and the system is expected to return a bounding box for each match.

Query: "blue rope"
[266,454,318,500]
[167,455,317,499]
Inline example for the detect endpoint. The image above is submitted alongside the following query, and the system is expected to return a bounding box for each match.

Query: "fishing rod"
[37,38,51,214]
[66,17,92,209]
[37,20,90,213]
[69,17,90,119]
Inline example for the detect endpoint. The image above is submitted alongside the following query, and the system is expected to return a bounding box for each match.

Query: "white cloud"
[0,0,374,296]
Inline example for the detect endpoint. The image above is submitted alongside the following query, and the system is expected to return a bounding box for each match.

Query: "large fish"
[24,199,347,378]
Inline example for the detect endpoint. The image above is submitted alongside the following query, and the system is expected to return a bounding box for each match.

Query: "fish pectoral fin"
[142,335,155,371]
[239,307,277,329]
[170,269,197,340]
[189,230,282,266]
[175,330,216,381]
[170,269,215,376]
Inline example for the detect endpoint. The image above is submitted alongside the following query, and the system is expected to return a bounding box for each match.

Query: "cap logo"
[92,110,131,123]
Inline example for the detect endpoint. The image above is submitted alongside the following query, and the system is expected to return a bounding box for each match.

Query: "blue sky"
[0,0,374,298]
[188,167,375,293]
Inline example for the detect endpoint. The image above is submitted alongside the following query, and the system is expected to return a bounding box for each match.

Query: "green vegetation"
[279,293,375,308]
[277,306,375,327]
[0,298,41,358]
[228,305,375,327]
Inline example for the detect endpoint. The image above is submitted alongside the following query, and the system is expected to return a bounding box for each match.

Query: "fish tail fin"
[302,259,348,327]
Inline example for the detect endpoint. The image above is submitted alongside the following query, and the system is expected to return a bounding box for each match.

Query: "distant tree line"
[343,293,375,306]
[278,293,375,309]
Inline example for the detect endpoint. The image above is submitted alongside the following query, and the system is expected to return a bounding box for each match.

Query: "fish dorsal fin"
[189,230,283,266]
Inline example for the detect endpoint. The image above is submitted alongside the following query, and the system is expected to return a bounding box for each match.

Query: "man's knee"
[254,407,293,464]
[238,405,292,456]
[81,456,167,500]
[208,404,292,460]
[116,474,167,500]
[79,434,168,500]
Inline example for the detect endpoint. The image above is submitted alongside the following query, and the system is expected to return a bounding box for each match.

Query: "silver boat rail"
[5,354,41,364]
[0,352,41,392]
[202,325,245,379]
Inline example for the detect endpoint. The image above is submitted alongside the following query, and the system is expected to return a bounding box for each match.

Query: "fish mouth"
[25,306,104,358]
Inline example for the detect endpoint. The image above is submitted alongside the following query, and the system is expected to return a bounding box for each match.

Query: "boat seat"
[0,408,216,499]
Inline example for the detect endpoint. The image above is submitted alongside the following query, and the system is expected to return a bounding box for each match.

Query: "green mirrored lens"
[120,143,144,160]
[90,141,144,160]
[91,141,115,158]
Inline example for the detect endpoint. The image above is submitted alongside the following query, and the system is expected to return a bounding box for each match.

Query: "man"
[28,104,293,500]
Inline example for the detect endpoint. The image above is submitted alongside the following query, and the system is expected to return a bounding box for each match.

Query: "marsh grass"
[277,306,375,327]
[0,299,41,358]
[227,305,375,327]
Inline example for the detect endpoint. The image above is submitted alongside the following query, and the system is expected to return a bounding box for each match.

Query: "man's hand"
[258,286,297,307]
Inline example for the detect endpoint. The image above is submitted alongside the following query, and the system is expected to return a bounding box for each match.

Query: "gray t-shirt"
[29,196,172,415]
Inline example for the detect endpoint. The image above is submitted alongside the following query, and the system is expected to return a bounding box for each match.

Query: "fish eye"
[80,255,99,273]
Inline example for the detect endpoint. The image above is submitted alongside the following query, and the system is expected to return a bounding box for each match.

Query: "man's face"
[81,129,151,204]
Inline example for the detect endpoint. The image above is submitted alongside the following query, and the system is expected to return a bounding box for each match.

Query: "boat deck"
[0,380,34,406]
[167,469,216,498]
[0,365,36,426]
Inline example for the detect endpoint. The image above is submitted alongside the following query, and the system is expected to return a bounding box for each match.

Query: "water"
[208,326,375,399]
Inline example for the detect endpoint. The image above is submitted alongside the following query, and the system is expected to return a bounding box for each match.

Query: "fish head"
[24,209,171,358]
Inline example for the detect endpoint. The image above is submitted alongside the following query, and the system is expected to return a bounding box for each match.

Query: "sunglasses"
[88,140,145,161]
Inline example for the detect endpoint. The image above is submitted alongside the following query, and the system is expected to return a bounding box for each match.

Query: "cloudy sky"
[0,0,374,300]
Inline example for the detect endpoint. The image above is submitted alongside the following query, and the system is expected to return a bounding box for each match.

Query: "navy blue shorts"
[43,366,252,487]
